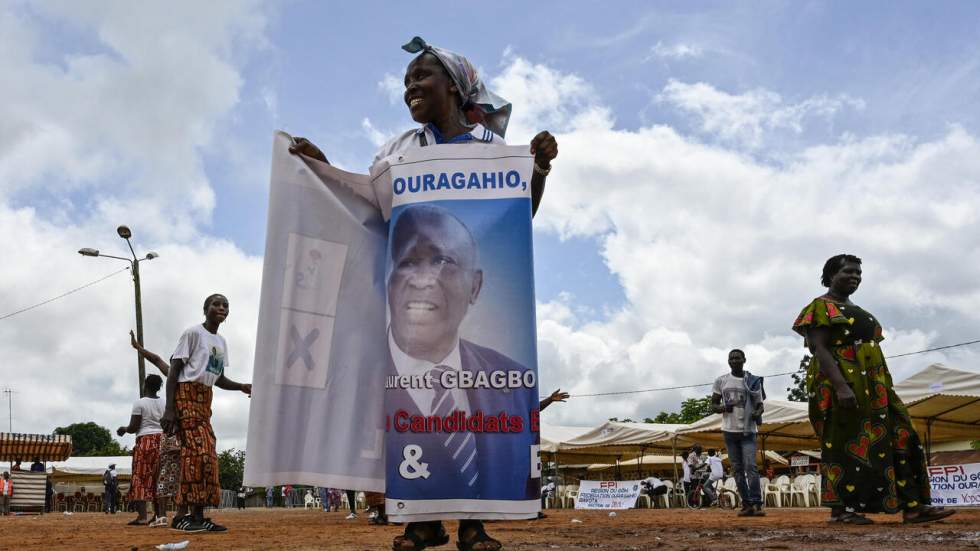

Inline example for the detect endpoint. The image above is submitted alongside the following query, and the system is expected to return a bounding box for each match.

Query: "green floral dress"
[793,297,931,513]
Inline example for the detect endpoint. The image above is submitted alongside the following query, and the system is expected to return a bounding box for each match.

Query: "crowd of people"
[0,33,956,551]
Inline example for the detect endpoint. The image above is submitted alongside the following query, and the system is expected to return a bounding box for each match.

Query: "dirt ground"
[2,507,978,550]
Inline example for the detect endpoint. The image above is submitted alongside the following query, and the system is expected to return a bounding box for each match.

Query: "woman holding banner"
[292,37,557,551]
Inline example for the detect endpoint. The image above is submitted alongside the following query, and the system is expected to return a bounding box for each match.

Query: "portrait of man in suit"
[385,203,538,505]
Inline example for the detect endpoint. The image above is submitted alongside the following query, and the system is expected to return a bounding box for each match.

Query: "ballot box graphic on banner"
[245,132,387,492]
[381,145,541,522]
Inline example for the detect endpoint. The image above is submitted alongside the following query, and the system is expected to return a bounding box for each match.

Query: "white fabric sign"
[928,463,980,507]
[244,132,387,491]
[575,480,643,510]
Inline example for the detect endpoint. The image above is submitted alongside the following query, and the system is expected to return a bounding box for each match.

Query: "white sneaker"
[345,512,358,520]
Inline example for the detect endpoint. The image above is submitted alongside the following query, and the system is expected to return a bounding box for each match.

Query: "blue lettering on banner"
[392,171,529,195]
[451,172,466,189]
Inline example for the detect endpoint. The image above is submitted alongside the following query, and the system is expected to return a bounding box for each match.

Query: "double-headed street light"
[79,225,159,398]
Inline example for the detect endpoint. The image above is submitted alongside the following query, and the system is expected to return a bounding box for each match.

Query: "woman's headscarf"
[402,36,512,138]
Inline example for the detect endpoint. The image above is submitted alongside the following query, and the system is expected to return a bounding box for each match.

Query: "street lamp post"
[79,225,159,398]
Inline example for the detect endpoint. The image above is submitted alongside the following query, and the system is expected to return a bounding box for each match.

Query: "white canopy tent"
[559,421,689,455]
[47,456,132,482]
[892,363,980,453]
[540,424,594,454]
[586,450,788,473]
[676,400,812,452]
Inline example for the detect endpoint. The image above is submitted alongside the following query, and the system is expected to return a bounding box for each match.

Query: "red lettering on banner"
[387,410,529,434]
[394,410,411,432]
[530,408,540,432]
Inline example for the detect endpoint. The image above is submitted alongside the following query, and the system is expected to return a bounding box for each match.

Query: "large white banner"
[243,131,387,491]
[928,463,980,507]
[575,480,643,510]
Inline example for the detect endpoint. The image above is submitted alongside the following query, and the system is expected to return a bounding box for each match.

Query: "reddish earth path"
[2,507,978,550]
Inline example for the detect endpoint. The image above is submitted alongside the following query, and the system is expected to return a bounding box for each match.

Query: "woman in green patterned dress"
[792,254,953,524]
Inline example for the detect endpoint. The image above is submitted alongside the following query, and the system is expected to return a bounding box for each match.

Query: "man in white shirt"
[711,348,765,516]
[641,476,668,499]
[160,293,252,533]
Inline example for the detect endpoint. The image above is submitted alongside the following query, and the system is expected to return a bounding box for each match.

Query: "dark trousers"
[103,485,117,513]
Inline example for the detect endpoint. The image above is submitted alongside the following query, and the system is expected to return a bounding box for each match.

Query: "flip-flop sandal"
[904,506,955,524]
[456,524,502,551]
[392,524,450,551]
[837,511,873,525]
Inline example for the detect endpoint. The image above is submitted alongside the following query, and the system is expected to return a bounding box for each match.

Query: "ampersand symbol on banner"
[399,444,430,480]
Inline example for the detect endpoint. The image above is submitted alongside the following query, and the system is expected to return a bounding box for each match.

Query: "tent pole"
[671,435,679,485]
[925,418,934,466]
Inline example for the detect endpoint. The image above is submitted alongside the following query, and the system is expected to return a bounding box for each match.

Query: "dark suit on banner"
[386,339,538,502]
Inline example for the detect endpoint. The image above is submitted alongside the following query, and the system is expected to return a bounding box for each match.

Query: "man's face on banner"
[389,209,483,363]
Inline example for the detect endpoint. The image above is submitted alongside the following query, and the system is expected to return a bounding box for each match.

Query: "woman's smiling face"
[403,53,457,125]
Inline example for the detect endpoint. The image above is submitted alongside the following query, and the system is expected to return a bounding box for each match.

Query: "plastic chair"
[304,493,316,509]
[71,492,84,512]
[721,477,740,508]
[762,477,782,508]
[658,480,673,509]
[776,475,792,506]
[560,485,579,509]
[55,493,67,512]
[635,493,651,509]
[670,481,688,508]
[788,475,810,507]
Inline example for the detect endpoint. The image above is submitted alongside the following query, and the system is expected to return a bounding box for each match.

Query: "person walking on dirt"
[712,349,765,516]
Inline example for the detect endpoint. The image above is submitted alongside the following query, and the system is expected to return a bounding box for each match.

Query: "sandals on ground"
[903,505,955,524]
[127,518,150,526]
[830,511,873,525]
[392,523,450,551]
[457,523,502,551]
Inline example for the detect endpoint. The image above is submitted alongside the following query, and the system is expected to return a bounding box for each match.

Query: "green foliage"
[218,448,246,490]
[53,422,130,456]
[649,396,713,424]
[786,355,811,402]
[971,440,980,450]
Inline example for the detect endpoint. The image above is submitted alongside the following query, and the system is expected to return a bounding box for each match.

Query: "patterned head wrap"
[402,36,512,138]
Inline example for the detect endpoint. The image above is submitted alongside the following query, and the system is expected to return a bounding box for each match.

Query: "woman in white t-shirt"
[117,373,167,526]
[290,36,558,551]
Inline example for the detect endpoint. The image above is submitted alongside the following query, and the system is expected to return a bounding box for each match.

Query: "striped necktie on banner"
[428,364,479,488]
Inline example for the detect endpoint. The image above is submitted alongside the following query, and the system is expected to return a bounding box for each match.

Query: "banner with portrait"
[381,144,541,522]
[244,131,387,492]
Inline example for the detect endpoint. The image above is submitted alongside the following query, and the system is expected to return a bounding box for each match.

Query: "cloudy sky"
[2,1,979,453]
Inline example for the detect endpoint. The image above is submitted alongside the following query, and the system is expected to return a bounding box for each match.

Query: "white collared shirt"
[388,329,471,416]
